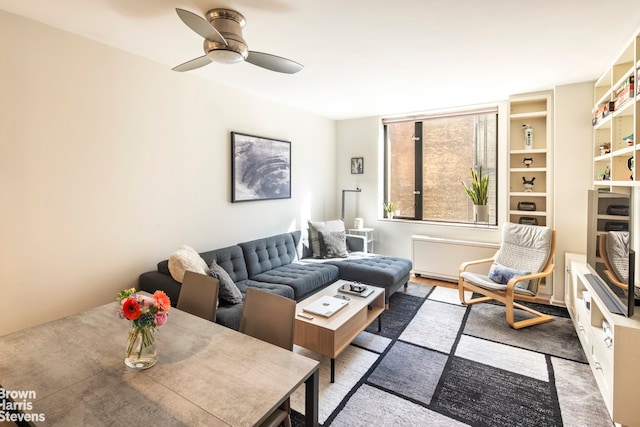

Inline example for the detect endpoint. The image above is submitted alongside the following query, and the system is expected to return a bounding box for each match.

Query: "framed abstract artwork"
[231,132,291,202]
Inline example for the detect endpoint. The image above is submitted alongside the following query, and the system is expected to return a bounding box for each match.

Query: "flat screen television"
[586,190,636,317]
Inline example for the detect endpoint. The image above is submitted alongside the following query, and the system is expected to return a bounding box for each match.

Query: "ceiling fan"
[173,8,303,74]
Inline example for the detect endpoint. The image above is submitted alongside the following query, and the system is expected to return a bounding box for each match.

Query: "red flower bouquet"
[117,288,171,369]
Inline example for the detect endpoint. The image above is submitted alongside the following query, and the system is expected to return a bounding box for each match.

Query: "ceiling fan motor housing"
[204,8,248,63]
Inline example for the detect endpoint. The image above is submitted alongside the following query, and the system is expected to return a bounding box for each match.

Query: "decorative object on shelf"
[592,101,614,126]
[599,142,611,155]
[231,132,291,202]
[518,216,539,225]
[604,221,628,232]
[517,201,537,211]
[623,133,634,146]
[583,290,591,311]
[522,124,533,150]
[603,165,611,180]
[117,288,171,369]
[522,157,533,167]
[383,201,395,219]
[350,157,363,174]
[522,176,535,192]
[614,76,634,111]
[462,166,490,223]
[607,205,629,216]
[628,157,634,180]
[354,217,363,229]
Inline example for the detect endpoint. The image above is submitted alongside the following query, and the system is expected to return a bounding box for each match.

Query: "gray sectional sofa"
[139,230,412,330]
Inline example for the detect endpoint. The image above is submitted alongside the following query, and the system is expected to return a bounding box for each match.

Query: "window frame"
[383,105,499,226]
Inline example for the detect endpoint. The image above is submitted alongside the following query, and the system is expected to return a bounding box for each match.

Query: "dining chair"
[240,288,296,427]
[458,222,556,329]
[177,271,219,322]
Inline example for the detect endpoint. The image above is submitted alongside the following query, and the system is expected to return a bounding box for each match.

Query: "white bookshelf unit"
[591,32,639,190]
[565,254,640,426]
[508,91,553,229]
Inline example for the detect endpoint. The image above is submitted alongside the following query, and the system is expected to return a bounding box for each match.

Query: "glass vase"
[124,325,157,369]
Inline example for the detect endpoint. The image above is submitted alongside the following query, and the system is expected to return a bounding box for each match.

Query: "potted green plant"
[383,201,395,219]
[461,166,489,222]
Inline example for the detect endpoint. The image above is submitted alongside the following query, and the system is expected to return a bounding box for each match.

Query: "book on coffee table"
[303,295,349,317]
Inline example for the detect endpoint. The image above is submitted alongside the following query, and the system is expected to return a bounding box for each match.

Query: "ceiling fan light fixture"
[207,49,244,64]
[174,7,303,74]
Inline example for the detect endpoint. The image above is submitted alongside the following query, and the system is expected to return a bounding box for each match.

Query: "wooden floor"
[411,275,457,289]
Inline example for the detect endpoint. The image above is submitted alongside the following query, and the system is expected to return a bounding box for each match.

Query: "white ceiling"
[2,0,640,120]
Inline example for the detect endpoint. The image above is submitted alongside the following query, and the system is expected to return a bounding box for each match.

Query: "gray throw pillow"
[308,219,346,258]
[318,230,349,258]
[210,260,243,304]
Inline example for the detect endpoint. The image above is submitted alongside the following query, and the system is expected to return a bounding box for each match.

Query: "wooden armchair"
[458,222,556,329]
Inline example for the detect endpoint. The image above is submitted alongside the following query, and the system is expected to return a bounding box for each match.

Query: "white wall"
[0,10,336,336]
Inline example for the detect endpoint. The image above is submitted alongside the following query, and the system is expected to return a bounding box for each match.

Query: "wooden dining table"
[0,299,319,426]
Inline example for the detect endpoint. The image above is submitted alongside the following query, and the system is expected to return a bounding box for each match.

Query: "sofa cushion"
[318,230,348,258]
[239,232,299,277]
[250,262,339,300]
[326,256,412,289]
[210,260,243,304]
[308,219,346,258]
[168,245,209,283]
[235,280,295,299]
[200,245,250,282]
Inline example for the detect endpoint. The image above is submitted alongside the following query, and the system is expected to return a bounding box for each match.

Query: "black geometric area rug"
[290,283,613,427]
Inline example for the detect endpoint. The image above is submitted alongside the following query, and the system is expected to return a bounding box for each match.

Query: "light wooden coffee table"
[294,279,385,382]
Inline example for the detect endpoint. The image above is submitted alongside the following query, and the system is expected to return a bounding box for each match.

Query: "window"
[383,107,498,225]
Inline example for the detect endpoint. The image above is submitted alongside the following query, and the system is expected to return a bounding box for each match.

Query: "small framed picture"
[351,157,363,174]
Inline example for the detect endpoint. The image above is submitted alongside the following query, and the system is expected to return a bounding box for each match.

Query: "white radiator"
[411,235,500,282]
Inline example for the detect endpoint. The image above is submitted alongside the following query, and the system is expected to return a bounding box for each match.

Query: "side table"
[348,227,375,253]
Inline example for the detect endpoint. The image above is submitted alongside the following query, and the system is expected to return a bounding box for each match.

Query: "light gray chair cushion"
[496,222,551,270]
[460,272,536,296]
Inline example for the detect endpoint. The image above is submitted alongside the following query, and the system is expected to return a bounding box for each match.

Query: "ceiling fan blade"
[246,51,303,74]
[172,55,213,72]
[175,8,227,46]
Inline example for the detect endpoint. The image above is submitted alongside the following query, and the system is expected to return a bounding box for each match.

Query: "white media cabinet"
[565,253,640,426]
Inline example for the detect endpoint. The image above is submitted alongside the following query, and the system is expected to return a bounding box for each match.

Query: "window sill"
[378,217,498,230]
